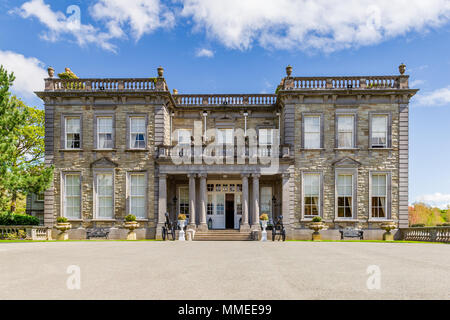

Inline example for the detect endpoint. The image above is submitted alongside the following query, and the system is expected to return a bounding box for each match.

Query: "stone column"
[188,173,197,229]
[252,173,261,230]
[156,173,167,240]
[198,173,208,231]
[240,174,250,231]
[282,172,292,237]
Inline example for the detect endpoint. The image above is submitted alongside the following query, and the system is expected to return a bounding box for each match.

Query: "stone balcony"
[156,143,292,162]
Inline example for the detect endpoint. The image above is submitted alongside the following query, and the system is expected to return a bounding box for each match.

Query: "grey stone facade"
[36,66,417,240]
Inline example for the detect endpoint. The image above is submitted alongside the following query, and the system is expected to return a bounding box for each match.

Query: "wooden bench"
[86,228,110,240]
[339,228,364,240]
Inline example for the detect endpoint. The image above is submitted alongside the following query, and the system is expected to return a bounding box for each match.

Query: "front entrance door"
[225,194,234,229]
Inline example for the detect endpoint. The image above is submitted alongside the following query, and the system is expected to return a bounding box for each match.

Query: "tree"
[0,66,53,213]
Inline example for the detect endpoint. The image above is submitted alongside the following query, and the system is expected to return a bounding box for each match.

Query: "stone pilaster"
[282,172,293,236]
[240,174,250,231]
[188,173,197,229]
[156,173,167,239]
[252,173,261,230]
[198,173,208,231]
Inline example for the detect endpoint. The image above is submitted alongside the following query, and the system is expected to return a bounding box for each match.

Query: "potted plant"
[55,217,71,240]
[123,214,139,240]
[178,214,187,241]
[381,221,397,241]
[260,214,269,241]
[309,216,324,241]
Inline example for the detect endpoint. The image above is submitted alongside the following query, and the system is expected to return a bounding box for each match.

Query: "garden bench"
[86,228,110,239]
[339,228,364,240]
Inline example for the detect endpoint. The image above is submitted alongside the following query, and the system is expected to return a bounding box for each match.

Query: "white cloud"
[195,48,214,58]
[180,0,450,52]
[13,0,116,51]
[13,0,175,52]
[90,0,175,41]
[0,50,47,98]
[415,193,450,209]
[415,86,450,107]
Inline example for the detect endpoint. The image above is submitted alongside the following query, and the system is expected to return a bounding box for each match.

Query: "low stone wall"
[0,225,51,240]
[401,227,450,243]
[287,228,401,241]
[52,227,156,240]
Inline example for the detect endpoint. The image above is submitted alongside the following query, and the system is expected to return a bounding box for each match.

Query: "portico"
[155,167,292,238]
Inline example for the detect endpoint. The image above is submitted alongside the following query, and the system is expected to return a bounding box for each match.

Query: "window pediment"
[90,157,118,169]
[332,157,361,168]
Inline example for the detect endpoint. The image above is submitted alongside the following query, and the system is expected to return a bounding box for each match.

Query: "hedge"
[0,212,39,226]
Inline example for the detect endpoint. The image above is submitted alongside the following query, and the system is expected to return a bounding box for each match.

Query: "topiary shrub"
[56,216,68,223]
[312,216,322,223]
[0,212,39,226]
[125,214,136,222]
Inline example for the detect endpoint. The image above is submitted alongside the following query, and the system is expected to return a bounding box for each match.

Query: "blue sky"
[1,0,450,207]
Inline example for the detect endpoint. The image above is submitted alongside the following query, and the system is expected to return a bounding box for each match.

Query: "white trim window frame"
[177,129,192,145]
[216,128,234,145]
[335,169,358,220]
[369,172,391,220]
[62,172,81,219]
[337,114,355,149]
[178,186,190,222]
[129,116,146,149]
[370,113,391,148]
[65,116,81,149]
[303,115,321,149]
[302,172,322,219]
[94,170,114,220]
[96,116,114,149]
[128,172,147,220]
[258,128,273,157]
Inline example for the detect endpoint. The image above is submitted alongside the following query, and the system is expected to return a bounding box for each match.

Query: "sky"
[1,0,450,208]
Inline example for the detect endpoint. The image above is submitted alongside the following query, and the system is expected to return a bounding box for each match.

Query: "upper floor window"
[371,115,388,148]
[65,117,81,149]
[129,117,146,149]
[304,115,321,149]
[216,128,234,145]
[258,128,273,145]
[97,117,113,149]
[303,173,321,217]
[337,115,355,148]
[178,129,192,145]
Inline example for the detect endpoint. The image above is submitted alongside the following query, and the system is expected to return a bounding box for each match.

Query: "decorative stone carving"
[157,66,164,78]
[47,66,55,78]
[286,65,293,77]
[399,63,406,75]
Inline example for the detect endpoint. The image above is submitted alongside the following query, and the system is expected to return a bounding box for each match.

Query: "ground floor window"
[129,173,146,219]
[260,186,273,221]
[178,186,189,220]
[96,173,113,219]
[303,173,320,217]
[337,174,353,218]
[371,174,387,218]
[64,173,81,219]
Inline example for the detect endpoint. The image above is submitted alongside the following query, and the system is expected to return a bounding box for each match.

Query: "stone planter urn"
[309,221,324,241]
[178,219,186,241]
[55,222,71,241]
[381,222,397,241]
[124,221,140,240]
[260,214,269,242]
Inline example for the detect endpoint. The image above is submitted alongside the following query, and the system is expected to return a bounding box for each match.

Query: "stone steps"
[193,230,253,241]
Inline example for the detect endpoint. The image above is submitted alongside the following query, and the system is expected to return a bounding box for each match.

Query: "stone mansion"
[36,64,417,240]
